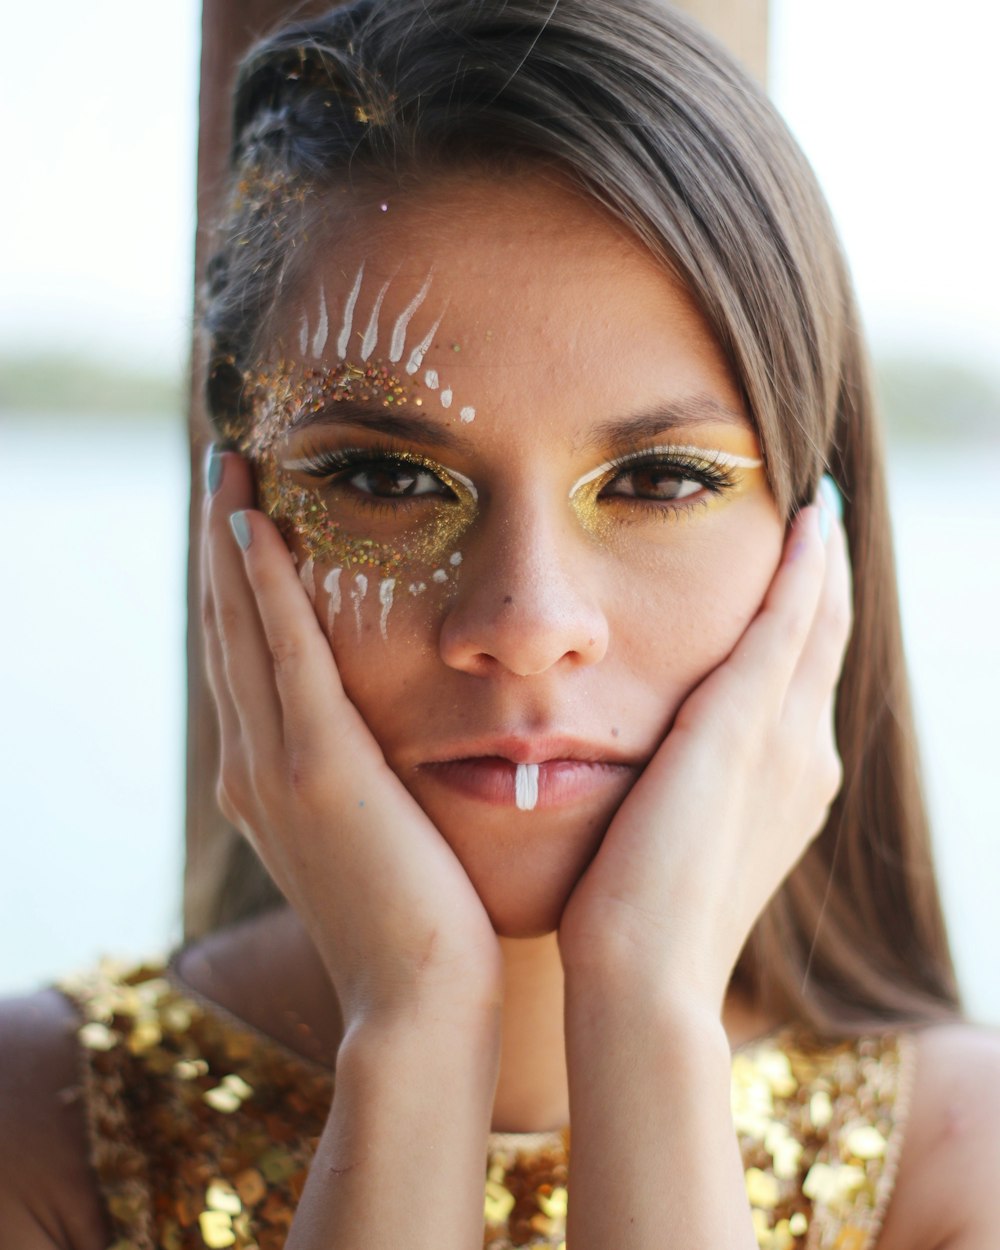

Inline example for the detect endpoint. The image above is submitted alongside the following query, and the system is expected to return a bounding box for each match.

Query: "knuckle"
[216,602,243,643]
[269,632,302,675]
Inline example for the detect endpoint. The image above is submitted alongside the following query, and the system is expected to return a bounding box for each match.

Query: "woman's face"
[245,175,784,937]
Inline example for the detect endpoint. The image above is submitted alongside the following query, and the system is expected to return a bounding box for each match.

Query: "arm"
[204,451,502,1249]
[559,490,851,1248]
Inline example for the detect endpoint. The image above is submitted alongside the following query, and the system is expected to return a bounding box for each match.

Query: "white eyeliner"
[568,445,763,498]
[378,578,396,639]
[360,279,391,360]
[311,287,329,357]
[405,311,444,375]
[336,263,365,359]
[278,454,479,503]
[515,763,540,811]
[324,568,342,634]
[389,274,433,362]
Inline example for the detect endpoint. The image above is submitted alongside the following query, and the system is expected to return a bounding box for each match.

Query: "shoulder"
[0,987,110,1250]
[878,1020,1000,1250]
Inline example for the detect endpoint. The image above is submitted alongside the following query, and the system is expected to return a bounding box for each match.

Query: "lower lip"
[419,757,634,811]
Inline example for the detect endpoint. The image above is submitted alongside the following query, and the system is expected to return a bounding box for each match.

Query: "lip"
[419,735,643,768]
[417,737,642,811]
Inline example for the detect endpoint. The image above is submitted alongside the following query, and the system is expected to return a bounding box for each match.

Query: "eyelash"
[287,442,459,515]
[595,451,740,516]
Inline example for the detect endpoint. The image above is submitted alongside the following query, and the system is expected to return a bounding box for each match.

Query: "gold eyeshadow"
[240,360,476,576]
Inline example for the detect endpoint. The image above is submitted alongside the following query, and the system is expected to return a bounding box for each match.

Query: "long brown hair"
[200,0,961,1033]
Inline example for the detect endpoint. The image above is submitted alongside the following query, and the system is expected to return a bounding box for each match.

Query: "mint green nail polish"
[230,511,252,551]
[206,445,223,495]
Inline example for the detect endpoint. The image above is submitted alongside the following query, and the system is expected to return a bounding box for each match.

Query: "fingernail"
[229,510,252,551]
[206,444,223,496]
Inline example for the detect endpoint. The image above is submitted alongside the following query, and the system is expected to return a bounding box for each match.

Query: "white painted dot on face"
[432,568,448,584]
[378,578,395,640]
[336,263,365,360]
[323,568,342,635]
[311,287,329,357]
[424,369,439,389]
[449,551,463,566]
[440,388,453,409]
[459,406,476,423]
[408,582,427,595]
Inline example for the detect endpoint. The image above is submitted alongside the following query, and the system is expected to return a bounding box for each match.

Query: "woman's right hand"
[201,448,502,1028]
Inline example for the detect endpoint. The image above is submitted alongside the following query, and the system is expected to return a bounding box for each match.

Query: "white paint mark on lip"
[515,763,540,811]
[389,273,432,363]
[568,445,763,498]
[298,311,309,355]
[459,406,476,423]
[405,311,444,375]
[378,578,395,640]
[351,573,368,632]
[449,551,462,566]
[360,279,391,360]
[424,369,439,390]
[440,387,453,409]
[336,263,365,360]
[323,568,342,634]
[432,568,448,583]
[298,555,316,602]
[311,287,329,357]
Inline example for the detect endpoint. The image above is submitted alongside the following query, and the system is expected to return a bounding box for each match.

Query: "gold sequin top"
[56,957,915,1250]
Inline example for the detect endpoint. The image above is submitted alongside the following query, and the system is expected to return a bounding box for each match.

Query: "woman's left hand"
[558,491,852,1014]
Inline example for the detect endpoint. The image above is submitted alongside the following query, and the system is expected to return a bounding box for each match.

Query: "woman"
[1,1,997,1246]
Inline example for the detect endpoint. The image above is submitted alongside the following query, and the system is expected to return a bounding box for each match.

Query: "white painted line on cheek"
[432,568,448,584]
[324,568,342,634]
[311,287,329,357]
[440,388,453,409]
[298,311,309,356]
[336,263,365,360]
[408,582,427,595]
[298,555,316,603]
[449,551,462,566]
[405,311,444,375]
[515,763,539,811]
[460,406,476,423]
[360,279,391,361]
[389,273,432,363]
[378,578,396,640]
[424,369,439,389]
[351,572,368,633]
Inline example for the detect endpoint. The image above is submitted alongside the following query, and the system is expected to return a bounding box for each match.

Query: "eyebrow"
[285,400,475,453]
[581,395,750,454]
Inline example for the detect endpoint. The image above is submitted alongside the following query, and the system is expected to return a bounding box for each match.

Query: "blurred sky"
[0,0,998,378]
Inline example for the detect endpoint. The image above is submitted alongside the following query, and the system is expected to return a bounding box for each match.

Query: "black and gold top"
[57,958,915,1250]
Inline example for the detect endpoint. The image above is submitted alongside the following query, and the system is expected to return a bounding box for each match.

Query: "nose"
[437,508,610,678]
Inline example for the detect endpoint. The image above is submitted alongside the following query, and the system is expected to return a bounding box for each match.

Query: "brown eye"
[601,465,702,501]
[344,463,450,498]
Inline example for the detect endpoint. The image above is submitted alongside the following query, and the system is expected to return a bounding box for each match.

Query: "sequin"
[57,959,913,1250]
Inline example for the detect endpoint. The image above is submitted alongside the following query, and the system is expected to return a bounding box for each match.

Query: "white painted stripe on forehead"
[360,279,391,361]
[336,263,366,359]
[311,287,329,357]
[389,273,433,363]
[568,445,763,498]
[405,311,444,375]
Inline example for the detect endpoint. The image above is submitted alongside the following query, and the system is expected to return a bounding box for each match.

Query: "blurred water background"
[1,0,998,1023]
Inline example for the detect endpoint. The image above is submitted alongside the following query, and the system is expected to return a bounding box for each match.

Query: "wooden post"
[183,0,770,937]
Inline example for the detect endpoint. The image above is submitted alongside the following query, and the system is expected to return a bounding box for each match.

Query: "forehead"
[269,173,745,424]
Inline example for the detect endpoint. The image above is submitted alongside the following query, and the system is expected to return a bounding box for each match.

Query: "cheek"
[613,510,784,704]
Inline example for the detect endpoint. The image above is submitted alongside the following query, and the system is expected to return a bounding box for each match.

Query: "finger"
[200,512,243,755]
[205,452,284,757]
